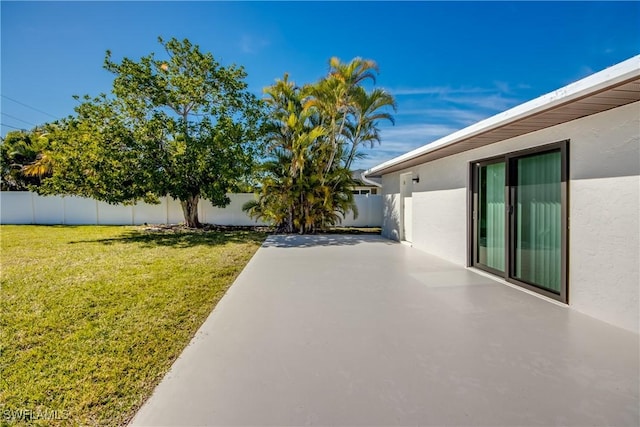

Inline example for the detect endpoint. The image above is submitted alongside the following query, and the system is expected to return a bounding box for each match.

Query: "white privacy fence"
[0,192,383,227]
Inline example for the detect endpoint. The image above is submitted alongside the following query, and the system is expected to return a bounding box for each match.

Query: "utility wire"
[1,95,58,119]
[1,112,36,127]
[0,122,24,130]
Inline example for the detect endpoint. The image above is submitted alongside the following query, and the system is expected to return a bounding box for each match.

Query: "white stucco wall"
[381,101,639,333]
[381,173,401,241]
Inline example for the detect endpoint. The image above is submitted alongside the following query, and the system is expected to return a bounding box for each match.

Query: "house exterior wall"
[381,173,401,241]
[381,101,639,333]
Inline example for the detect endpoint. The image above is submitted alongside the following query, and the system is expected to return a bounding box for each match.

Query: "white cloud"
[396,108,490,125]
[493,81,512,95]
[350,122,460,169]
[386,85,493,96]
[387,83,524,124]
[239,35,270,54]
[441,93,520,111]
[380,123,458,141]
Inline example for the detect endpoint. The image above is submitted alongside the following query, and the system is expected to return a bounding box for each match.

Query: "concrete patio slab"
[130,234,639,426]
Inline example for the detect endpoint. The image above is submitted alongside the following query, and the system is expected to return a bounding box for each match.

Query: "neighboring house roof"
[351,169,382,187]
[366,55,640,177]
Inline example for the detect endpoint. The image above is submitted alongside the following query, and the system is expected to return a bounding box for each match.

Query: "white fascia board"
[366,55,640,177]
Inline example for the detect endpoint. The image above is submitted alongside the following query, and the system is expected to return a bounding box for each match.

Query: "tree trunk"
[180,195,201,228]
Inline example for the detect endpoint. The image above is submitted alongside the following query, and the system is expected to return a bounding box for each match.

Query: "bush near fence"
[0,192,383,227]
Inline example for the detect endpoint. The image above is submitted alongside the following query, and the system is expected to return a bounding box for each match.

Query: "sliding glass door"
[475,161,506,274]
[512,151,562,293]
[471,141,568,302]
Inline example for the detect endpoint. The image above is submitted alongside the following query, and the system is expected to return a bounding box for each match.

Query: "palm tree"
[245,58,395,234]
[22,152,54,178]
[344,86,396,170]
[303,57,379,182]
[244,150,296,232]
[1,128,54,190]
[246,74,318,232]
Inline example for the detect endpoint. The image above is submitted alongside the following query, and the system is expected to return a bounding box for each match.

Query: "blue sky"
[2,1,639,169]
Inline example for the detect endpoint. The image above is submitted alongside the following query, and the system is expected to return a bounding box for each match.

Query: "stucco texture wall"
[380,101,639,333]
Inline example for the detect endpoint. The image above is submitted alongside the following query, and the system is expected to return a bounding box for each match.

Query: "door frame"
[470,156,508,277]
[468,140,569,303]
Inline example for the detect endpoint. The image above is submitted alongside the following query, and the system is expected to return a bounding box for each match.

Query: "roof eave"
[365,55,640,178]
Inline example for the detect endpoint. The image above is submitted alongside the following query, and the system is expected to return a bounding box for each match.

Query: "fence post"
[30,192,35,224]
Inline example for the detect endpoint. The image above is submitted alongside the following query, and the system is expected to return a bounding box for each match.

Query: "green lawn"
[0,226,266,426]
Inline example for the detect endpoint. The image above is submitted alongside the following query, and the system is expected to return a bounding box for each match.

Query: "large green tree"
[244,57,395,233]
[39,37,264,227]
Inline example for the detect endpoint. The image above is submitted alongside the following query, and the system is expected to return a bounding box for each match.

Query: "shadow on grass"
[262,234,394,249]
[70,230,268,249]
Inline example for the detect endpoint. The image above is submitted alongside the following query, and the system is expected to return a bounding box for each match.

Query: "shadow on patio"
[262,233,394,248]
